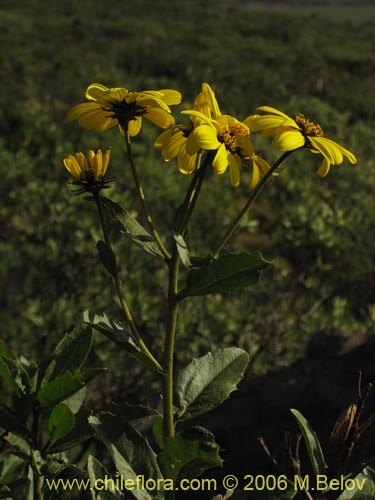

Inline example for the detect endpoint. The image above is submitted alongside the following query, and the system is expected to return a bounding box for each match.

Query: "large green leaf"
[87,455,122,500]
[48,403,75,441]
[175,347,249,420]
[101,196,164,260]
[89,412,164,500]
[158,427,222,481]
[290,409,326,476]
[83,311,160,373]
[37,368,104,407]
[337,466,375,500]
[47,409,94,454]
[182,252,269,297]
[108,402,161,425]
[49,324,93,381]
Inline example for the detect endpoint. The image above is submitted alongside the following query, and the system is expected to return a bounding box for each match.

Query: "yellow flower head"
[67,83,181,136]
[245,106,357,177]
[156,82,270,187]
[154,82,220,175]
[63,148,111,191]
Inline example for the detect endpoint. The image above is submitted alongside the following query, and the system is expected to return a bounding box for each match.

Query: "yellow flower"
[63,149,111,190]
[245,106,357,177]
[156,82,270,187]
[67,83,181,136]
[154,82,221,174]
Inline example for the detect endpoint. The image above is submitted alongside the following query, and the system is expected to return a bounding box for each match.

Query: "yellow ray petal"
[309,136,343,165]
[128,117,142,136]
[228,153,241,187]
[144,108,175,129]
[317,158,331,177]
[177,147,197,175]
[272,130,305,151]
[212,144,228,174]
[190,124,220,151]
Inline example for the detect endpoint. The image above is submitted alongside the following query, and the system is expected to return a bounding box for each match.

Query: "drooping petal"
[212,144,229,174]
[228,153,241,187]
[161,129,186,161]
[154,128,174,150]
[144,107,175,129]
[316,157,331,177]
[252,155,271,175]
[128,117,142,136]
[177,147,197,175]
[309,136,343,165]
[272,130,305,151]
[237,135,255,158]
[181,109,216,128]
[250,161,260,189]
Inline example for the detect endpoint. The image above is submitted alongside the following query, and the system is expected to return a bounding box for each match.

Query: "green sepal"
[181,251,270,297]
[158,427,222,481]
[175,347,249,420]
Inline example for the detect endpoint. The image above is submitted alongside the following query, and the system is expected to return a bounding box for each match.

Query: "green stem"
[124,131,171,261]
[94,193,162,372]
[162,250,180,443]
[175,151,207,235]
[211,151,293,258]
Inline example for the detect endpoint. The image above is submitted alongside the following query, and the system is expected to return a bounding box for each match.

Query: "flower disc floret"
[67,83,181,136]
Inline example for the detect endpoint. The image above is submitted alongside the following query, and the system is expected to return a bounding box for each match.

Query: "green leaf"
[62,386,86,414]
[89,412,164,500]
[182,252,270,297]
[0,340,27,394]
[290,409,326,476]
[37,368,104,407]
[97,240,118,277]
[87,455,122,500]
[337,466,375,500]
[175,347,249,420]
[173,233,191,268]
[0,405,30,439]
[50,325,93,380]
[158,427,222,481]
[83,311,160,373]
[102,195,164,260]
[48,403,75,441]
[46,410,94,454]
[108,402,161,425]
[152,416,164,451]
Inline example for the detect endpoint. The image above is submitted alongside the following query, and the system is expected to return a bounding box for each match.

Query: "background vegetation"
[0,0,374,494]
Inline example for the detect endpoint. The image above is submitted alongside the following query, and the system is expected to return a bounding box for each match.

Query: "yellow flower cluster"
[63,81,357,189]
